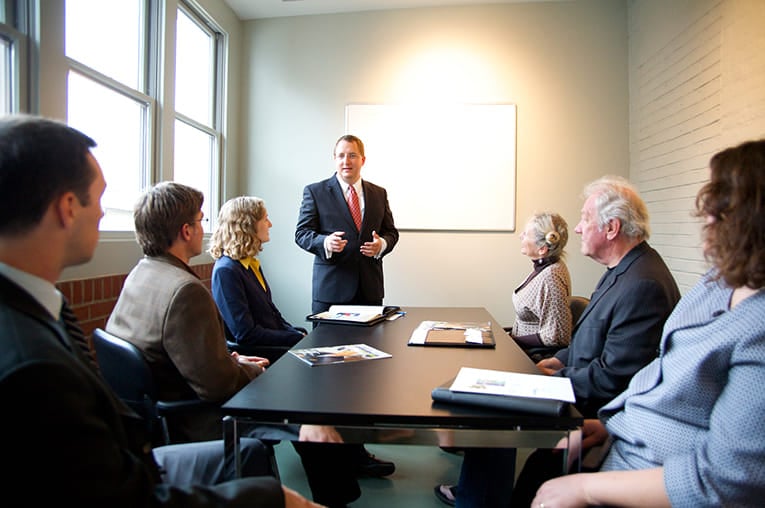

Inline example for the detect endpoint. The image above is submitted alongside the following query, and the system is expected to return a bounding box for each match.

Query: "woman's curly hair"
[694,139,765,289]
[208,196,266,260]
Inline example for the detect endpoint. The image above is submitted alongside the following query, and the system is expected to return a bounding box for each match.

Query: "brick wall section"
[56,262,214,340]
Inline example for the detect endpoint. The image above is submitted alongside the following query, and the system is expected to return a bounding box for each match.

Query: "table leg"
[223,416,241,479]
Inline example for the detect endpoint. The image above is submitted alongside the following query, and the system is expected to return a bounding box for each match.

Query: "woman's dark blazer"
[211,255,304,347]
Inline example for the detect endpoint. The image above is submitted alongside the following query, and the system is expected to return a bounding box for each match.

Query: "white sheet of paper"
[449,367,575,402]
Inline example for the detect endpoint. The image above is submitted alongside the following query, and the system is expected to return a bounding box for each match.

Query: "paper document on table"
[449,367,575,403]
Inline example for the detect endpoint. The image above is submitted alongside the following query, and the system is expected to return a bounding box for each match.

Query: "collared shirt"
[0,261,62,319]
[238,256,267,291]
[335,173,365,216]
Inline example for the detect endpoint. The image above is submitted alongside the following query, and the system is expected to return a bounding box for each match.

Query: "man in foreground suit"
[436,175,681,507]
[295,134,399,478]
[0,114,318,507]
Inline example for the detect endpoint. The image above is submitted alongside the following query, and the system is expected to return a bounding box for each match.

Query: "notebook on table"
[407,320,495,348]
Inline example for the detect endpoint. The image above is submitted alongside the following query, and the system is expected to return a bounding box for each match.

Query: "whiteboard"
[345,103,516,231]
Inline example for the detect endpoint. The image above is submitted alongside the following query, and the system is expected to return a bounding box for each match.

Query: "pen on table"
[387,311,406,321]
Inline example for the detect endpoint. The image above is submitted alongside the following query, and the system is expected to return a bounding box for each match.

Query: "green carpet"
[275,443,531,507]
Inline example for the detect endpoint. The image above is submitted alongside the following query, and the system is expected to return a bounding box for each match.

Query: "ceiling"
[223,0,550,20]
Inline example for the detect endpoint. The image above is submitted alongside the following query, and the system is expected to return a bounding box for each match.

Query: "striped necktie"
[347,184,362,231]
[60,300,101,374]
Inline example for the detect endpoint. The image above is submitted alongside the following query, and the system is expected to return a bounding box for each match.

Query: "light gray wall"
[242,0,628,328]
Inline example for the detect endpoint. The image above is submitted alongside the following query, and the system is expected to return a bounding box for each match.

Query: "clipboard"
[407,321,496,348]
[306,305,401,327]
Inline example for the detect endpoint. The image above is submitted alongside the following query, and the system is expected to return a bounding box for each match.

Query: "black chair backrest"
[91,328,159,427]
[569,295,590,327]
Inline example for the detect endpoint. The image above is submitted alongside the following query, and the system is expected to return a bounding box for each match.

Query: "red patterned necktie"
[347,185,362,231]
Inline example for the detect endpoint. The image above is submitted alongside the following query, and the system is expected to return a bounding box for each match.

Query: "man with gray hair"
[436,175,681,508]
[537,175,680,415]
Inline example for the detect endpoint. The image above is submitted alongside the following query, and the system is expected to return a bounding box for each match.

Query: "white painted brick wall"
[628,0,764,294]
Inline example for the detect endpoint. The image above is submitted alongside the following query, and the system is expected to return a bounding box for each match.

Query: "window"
[65,0,152,231]
[1,0,32,114]
[64,0,226,232]
[173,4,224,232]
[1,36,11,114]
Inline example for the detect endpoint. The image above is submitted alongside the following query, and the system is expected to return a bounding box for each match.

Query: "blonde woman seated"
[209,197,306,358]
[510,212,572,358]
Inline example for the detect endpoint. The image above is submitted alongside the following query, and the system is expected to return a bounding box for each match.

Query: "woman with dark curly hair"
[530,139,765,508]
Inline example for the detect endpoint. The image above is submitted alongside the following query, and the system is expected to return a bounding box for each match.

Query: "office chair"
[93,328,282,479]
[568,295,589,328]
[91,328,213,446]
[508,295,590,362]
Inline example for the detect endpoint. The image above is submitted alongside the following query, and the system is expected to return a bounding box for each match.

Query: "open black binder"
[306,305,401,327]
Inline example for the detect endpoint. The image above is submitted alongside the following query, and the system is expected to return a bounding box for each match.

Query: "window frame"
[60,0,228,234]
[173,0,227,232]
[1,0,35,114]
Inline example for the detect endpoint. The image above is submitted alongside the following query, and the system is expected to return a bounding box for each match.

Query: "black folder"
[306,305,400,327]
[431,379,568,417]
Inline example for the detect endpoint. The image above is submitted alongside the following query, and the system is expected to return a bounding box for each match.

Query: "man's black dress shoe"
[355,451,395,477]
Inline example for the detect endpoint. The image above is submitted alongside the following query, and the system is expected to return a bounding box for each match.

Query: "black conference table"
[221,307,583,477]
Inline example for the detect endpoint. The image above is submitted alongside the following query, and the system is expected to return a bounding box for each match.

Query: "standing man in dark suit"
[0,114,318,507]
[295,134,399,477]
[296,134,399,315]
[435,175,681,507]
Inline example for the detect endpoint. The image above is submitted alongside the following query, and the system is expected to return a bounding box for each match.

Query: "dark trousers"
[293,442,361,507]
[244,424,361,507]
[456,448,516,508]
[511,449,567,507]
[155,438,272,485]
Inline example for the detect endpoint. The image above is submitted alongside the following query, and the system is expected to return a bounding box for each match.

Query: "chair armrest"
[155,399,217,416]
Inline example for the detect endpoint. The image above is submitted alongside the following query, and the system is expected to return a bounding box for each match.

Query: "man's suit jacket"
[295,175,399,307]
[106,254,256,442]
[553,241,681,417]
[0,274,281,506]
[212,255,304,347]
